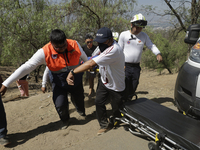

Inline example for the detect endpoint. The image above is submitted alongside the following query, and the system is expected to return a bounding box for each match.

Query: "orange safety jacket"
[43,39,81,72]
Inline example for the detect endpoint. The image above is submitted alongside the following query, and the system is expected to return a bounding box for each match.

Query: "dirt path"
[0,68,178,150]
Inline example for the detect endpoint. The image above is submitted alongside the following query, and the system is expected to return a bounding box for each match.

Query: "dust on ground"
[0,66,178,150]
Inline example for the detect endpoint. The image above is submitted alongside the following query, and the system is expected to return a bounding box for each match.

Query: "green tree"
[0,0,72,66]
[141,28,188,74]
[61,0,136,45]
[0,0,74,82]
[139,0,200,73]
[0,0,136,65]
[0,0,137,82]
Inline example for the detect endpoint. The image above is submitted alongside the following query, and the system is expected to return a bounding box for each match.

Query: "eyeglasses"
[52,42,66,50]
[87,41,92,44]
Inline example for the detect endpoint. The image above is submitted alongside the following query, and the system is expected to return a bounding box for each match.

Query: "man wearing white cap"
[67,27,125,135]
[118,13,162,101]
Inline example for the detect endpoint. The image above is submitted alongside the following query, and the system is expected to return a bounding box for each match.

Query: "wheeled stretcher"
[115,98,200,150]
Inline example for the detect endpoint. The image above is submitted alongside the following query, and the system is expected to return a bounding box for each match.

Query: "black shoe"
[0,136,10,146]
[78,111,86,116]
[60,121,70,130]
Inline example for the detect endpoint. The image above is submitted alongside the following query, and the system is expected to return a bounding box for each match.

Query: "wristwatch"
[70,69,75,76]
[18,85,21,88]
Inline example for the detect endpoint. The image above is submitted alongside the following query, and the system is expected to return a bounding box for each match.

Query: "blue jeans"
[0,95,7,138]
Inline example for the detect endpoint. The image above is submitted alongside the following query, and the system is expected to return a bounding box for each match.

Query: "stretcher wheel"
[148,141,156,150]
[132,93,138,100]
[123,125,129,131]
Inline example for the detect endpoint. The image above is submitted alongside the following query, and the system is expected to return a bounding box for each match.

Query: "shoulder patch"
[52,54,57,59]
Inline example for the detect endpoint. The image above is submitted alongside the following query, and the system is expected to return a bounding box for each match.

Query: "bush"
[141,28,188,74]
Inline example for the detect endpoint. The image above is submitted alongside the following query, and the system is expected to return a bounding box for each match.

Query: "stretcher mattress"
[124,98,200,150]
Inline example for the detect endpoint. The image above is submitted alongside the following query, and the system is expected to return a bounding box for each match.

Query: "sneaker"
[97,125,113,136]
[0,136,10,146]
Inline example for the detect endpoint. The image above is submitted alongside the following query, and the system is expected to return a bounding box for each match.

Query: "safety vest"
[43,39,81,72]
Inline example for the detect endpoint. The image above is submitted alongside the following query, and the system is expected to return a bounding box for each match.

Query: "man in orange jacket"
[0,29,88,130]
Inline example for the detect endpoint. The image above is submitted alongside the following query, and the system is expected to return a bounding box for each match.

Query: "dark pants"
[95,79,124,129]
[0,95,7,138]
[52,82,85,122]
[124,63,141,100]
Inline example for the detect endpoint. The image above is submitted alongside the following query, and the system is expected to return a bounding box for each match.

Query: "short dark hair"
[50,29,66,45]
[85,34,93,40]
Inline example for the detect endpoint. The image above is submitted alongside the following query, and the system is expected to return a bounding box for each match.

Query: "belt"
[125,62,140,67]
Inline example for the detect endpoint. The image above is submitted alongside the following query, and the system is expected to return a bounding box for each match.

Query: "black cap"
[94,27,113,43]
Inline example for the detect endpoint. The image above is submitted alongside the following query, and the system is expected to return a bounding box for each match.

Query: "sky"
[136,0,191,27]
[135,0,171,27]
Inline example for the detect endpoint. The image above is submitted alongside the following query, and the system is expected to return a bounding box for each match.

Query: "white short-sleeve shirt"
[93,41,125,92]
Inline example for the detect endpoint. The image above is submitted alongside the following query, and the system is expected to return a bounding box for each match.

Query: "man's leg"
[124,65,133,101]
[88,72,95,96]
[95,79,109,129]
[0,95,9,146]
[52,84,70,124]
[70,82,85,116]
[110,90,124,118]
[124,65,141,101]
[130,65,141,97]
[109,89,124,126]
[84,71,89,86]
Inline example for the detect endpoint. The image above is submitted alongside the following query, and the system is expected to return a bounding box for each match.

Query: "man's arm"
[67,59,97,85]
[0,75,6,96]
[0,74,3,88]
[118,33,124,50]
[41,66,49,93]
[92,46,101,56]
[156,54,163,63]
[0,49,46,96]
[145,34,162,63]
[77,41,88,62]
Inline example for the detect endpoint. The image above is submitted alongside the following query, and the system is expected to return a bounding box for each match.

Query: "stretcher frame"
[115,98,200,150]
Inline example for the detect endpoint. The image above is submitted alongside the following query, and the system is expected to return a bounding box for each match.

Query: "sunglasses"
[87,41,92,44]
[133,20,147,28]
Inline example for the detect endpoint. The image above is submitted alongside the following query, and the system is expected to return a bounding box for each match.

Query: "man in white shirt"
[67,27,125,135]
[0,29,88,129]
[118,13,162,101]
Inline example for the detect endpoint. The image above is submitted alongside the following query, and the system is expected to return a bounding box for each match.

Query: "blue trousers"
[124,63,141,100]
[0,95,7,138]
